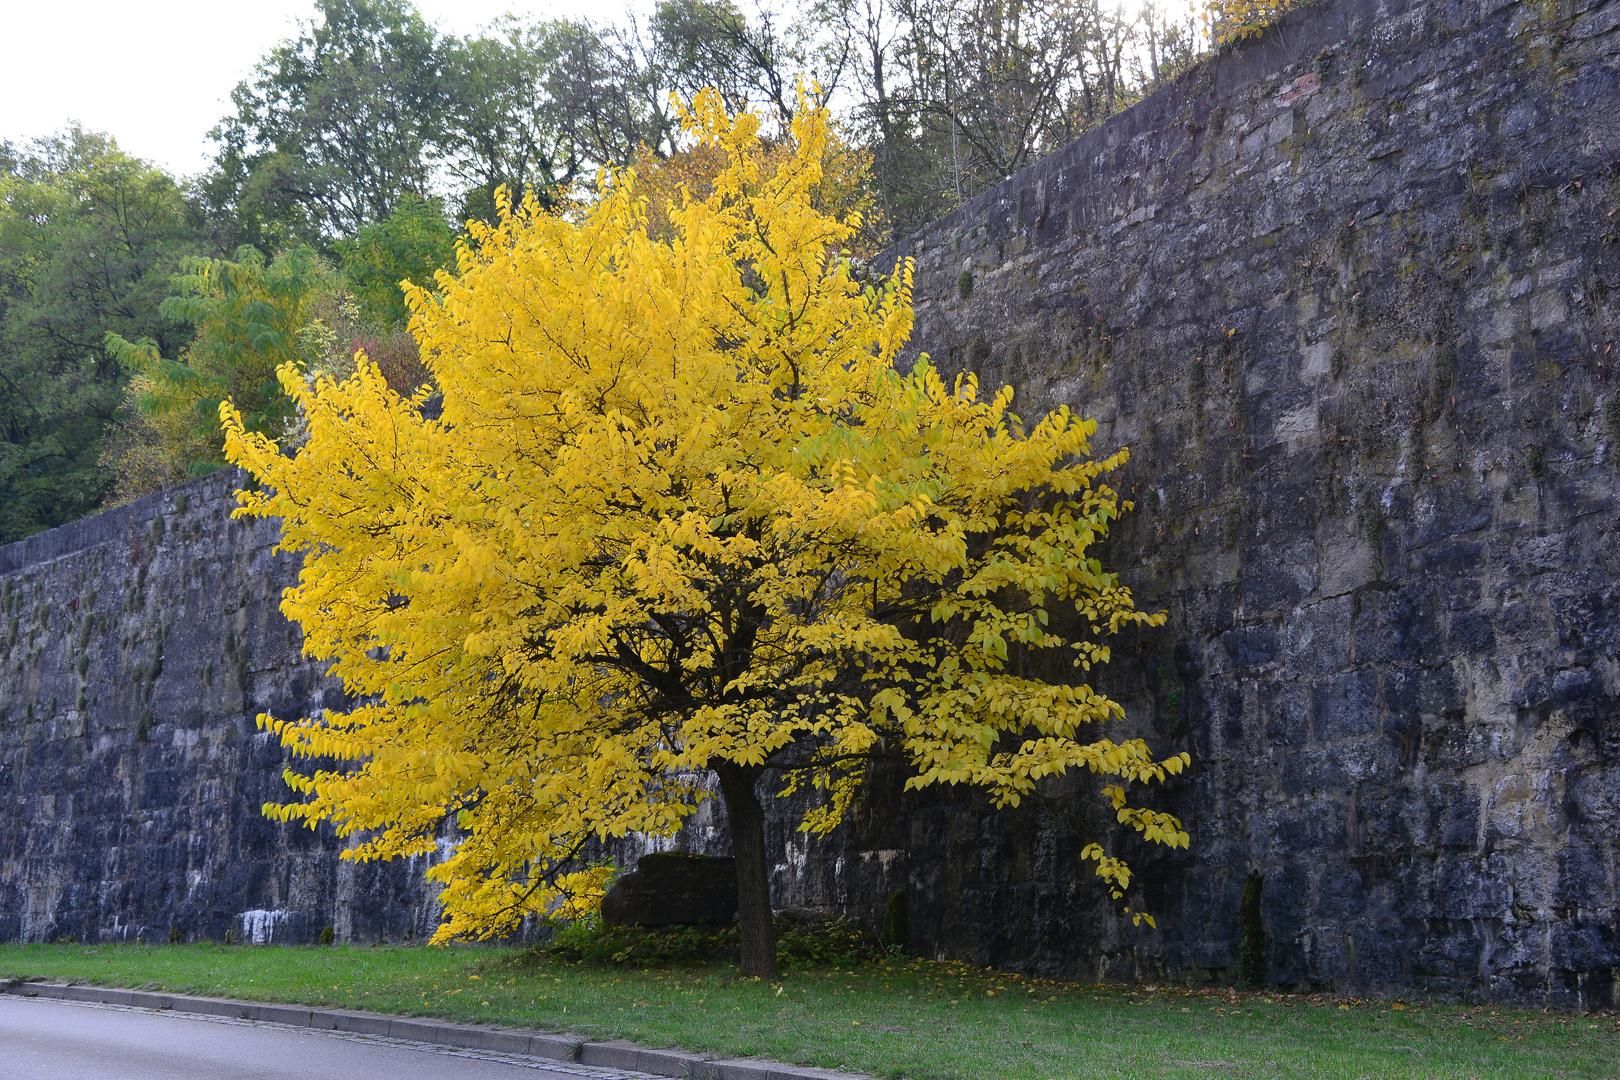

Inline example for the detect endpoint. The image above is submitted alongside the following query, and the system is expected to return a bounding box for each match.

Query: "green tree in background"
[333,193,454,327]
[0,129,198,542]
[829,0,1195,236]
[650,0,815,134]
[106,246,325,484]
[327,194,446,398]
[437,19,596,223]
[204,0,444,247]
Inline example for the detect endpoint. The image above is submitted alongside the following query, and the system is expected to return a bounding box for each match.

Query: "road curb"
[1,980,869,1080]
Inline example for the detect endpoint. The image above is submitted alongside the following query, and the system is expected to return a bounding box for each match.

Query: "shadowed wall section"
[0,472,441,945]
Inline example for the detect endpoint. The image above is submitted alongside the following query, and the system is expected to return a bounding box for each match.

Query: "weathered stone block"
[600,853,738,927]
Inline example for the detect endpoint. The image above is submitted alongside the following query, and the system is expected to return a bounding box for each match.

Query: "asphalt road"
[0,995,655,1080]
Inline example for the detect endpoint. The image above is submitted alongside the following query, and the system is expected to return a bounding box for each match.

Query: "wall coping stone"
[0,981,873,1080]
[0,469,248,578]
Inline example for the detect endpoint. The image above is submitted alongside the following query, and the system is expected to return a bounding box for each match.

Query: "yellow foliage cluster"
[1206,0,1301,45]
[631,124,885,258]
[224,92,1188,944]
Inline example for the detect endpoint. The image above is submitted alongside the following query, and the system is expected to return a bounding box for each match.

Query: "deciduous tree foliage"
[108,246,324,480]
[826,0,1202,234]
[224,94,1188,976]
[105,218,444,500]
[333,193,455,328]
[1207,0,1300,45]
[0,130,198,539]
[197,0,1208,252]
[206,0,444,247]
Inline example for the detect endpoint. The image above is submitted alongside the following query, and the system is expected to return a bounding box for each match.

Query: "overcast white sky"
[0,0,656,177]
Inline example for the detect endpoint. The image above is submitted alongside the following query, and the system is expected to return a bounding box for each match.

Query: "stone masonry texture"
[673,0,1620,1009]
[2,0,1618,1008]
[0,472,440,947]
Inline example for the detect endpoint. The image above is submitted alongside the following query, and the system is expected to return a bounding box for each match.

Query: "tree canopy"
[224,95,1188,976]
[107,245,323,481]
[104,214,446,498]
[0,130,199,540]
[207,0,445,247]
[194,0,1204,251]
[332,193,456,327]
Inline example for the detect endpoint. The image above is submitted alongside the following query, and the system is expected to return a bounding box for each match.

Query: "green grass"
[2,943,1616,1079]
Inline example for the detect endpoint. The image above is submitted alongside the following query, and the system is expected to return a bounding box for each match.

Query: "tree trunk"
[715,763,777,978]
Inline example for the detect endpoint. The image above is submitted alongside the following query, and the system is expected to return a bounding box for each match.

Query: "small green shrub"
[777,917,881,969]
[1526,443,1546,478]
[538,915,883,970]
[167,927,182,944]
[957,270,974,300]
[319,925,335,945]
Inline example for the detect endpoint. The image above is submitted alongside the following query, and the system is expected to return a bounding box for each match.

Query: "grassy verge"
[2,942,1615,1079]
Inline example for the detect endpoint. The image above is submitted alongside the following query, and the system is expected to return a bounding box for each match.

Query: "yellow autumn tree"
[223,91,1188,977]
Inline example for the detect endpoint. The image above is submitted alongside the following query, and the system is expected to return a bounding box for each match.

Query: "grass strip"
[2,943,1616,1079]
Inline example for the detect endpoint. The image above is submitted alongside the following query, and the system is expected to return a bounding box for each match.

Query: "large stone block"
[601,853,738,927]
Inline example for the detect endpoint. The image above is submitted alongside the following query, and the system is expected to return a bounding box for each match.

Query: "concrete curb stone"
[2,982,871,1080]
[582,1038,714,1076]
[700,1061,865,1080]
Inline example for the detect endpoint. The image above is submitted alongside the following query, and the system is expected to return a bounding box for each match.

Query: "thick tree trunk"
[715,763,777,978]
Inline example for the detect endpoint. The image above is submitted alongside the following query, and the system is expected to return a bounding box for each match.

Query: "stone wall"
[0,471,440,945]
[736,0,1620,1009]
[2,0,1617,1009]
